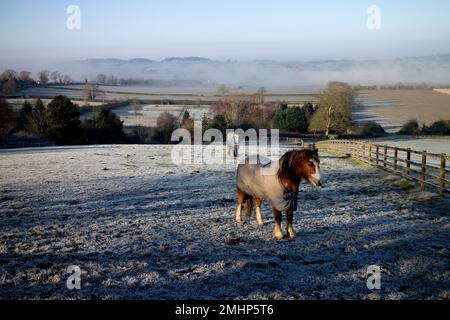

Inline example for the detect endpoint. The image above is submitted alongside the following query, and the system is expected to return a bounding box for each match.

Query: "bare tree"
[180,110,194,137]
[156,112,179,143]
[130,100,142,116]
[83,82,99,101]
[19,71,33,82]
[257,87,266,104]
[50,71,62,84]
[106,75,118,86]
[96,74,107,85]
[25,99,47,135]
[309,82,355,136]
[62,75,72,84]
[100,91,106,104]
[217,84,229,96]
[132,125,154,143]
[1,79,17,94]
[1,69,18,81]
[37,71,50,85]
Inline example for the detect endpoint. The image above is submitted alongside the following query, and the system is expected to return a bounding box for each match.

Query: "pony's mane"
[277,149,314,182]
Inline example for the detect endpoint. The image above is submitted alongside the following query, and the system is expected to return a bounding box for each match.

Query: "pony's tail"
[244,198,253,218]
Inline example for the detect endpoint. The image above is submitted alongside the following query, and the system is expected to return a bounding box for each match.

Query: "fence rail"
[316,140,449,196]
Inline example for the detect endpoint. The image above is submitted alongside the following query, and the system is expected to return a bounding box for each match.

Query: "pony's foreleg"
[272,208,284,240]
[286,211,296,240]
[254,198,264,227]
[235,204,242,224]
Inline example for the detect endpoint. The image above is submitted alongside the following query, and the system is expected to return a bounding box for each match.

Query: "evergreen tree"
[44,96,81,145]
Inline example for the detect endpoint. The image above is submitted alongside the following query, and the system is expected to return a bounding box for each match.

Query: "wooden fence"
[315,140,450,196]
[285,137,304,146]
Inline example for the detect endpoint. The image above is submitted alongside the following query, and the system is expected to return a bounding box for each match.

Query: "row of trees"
[353,83,433,91]
[216,85,267,104]
[399,119,450,136]
[207,82,356,136]
[1,80,375,148]
[1,96,127,146]
[1,95,191,146]
[94,74,194,87]
[1,69,36,95]
[95,74,122,86]
[92,81,447,140]
[209,95,276,132]
[39,71,73,85]
[0,69,73,95]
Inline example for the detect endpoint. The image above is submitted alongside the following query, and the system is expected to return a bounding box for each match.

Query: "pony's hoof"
[274,231,284,241]
[236,218,242,224]
[257,221,265,227]
[287,228,296,240]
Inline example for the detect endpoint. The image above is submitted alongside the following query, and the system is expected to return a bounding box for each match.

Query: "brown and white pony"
[235,149,322,240]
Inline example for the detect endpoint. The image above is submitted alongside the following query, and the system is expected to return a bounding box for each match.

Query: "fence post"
[377,146,380,166]
[394,148,398,172]
[357,142,361,160]
[351,141,354,158]
[369,144,372,163]
[406,148,411,176]
[421,151,427,190]
[362,143,366,161]
[384,146,388,168]
[440,154,446,197]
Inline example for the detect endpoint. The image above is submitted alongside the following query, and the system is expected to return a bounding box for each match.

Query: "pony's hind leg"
[272,207,284,240]
[236,188,246,223]
[254,198,264,227]
[286,211,296,240]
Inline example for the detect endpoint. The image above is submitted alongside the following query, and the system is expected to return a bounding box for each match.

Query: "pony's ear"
[313,148,319,154]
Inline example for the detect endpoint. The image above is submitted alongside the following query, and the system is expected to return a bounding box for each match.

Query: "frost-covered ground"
[0,145,449,300]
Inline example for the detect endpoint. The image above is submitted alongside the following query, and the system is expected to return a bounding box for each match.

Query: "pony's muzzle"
[310,178,322,188]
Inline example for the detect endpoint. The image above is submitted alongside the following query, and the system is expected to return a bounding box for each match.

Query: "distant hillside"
[58,54,450,88]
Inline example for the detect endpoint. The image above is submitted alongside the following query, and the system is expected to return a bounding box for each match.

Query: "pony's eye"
[308,162,314,167]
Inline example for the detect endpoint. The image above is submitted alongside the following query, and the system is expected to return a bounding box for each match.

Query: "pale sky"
[1,0,450,65]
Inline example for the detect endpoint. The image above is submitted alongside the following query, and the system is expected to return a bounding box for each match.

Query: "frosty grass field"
[0,145,449,300]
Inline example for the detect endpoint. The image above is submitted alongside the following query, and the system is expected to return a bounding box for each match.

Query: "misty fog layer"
[2,55,450,88]
[58,55,450,87]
